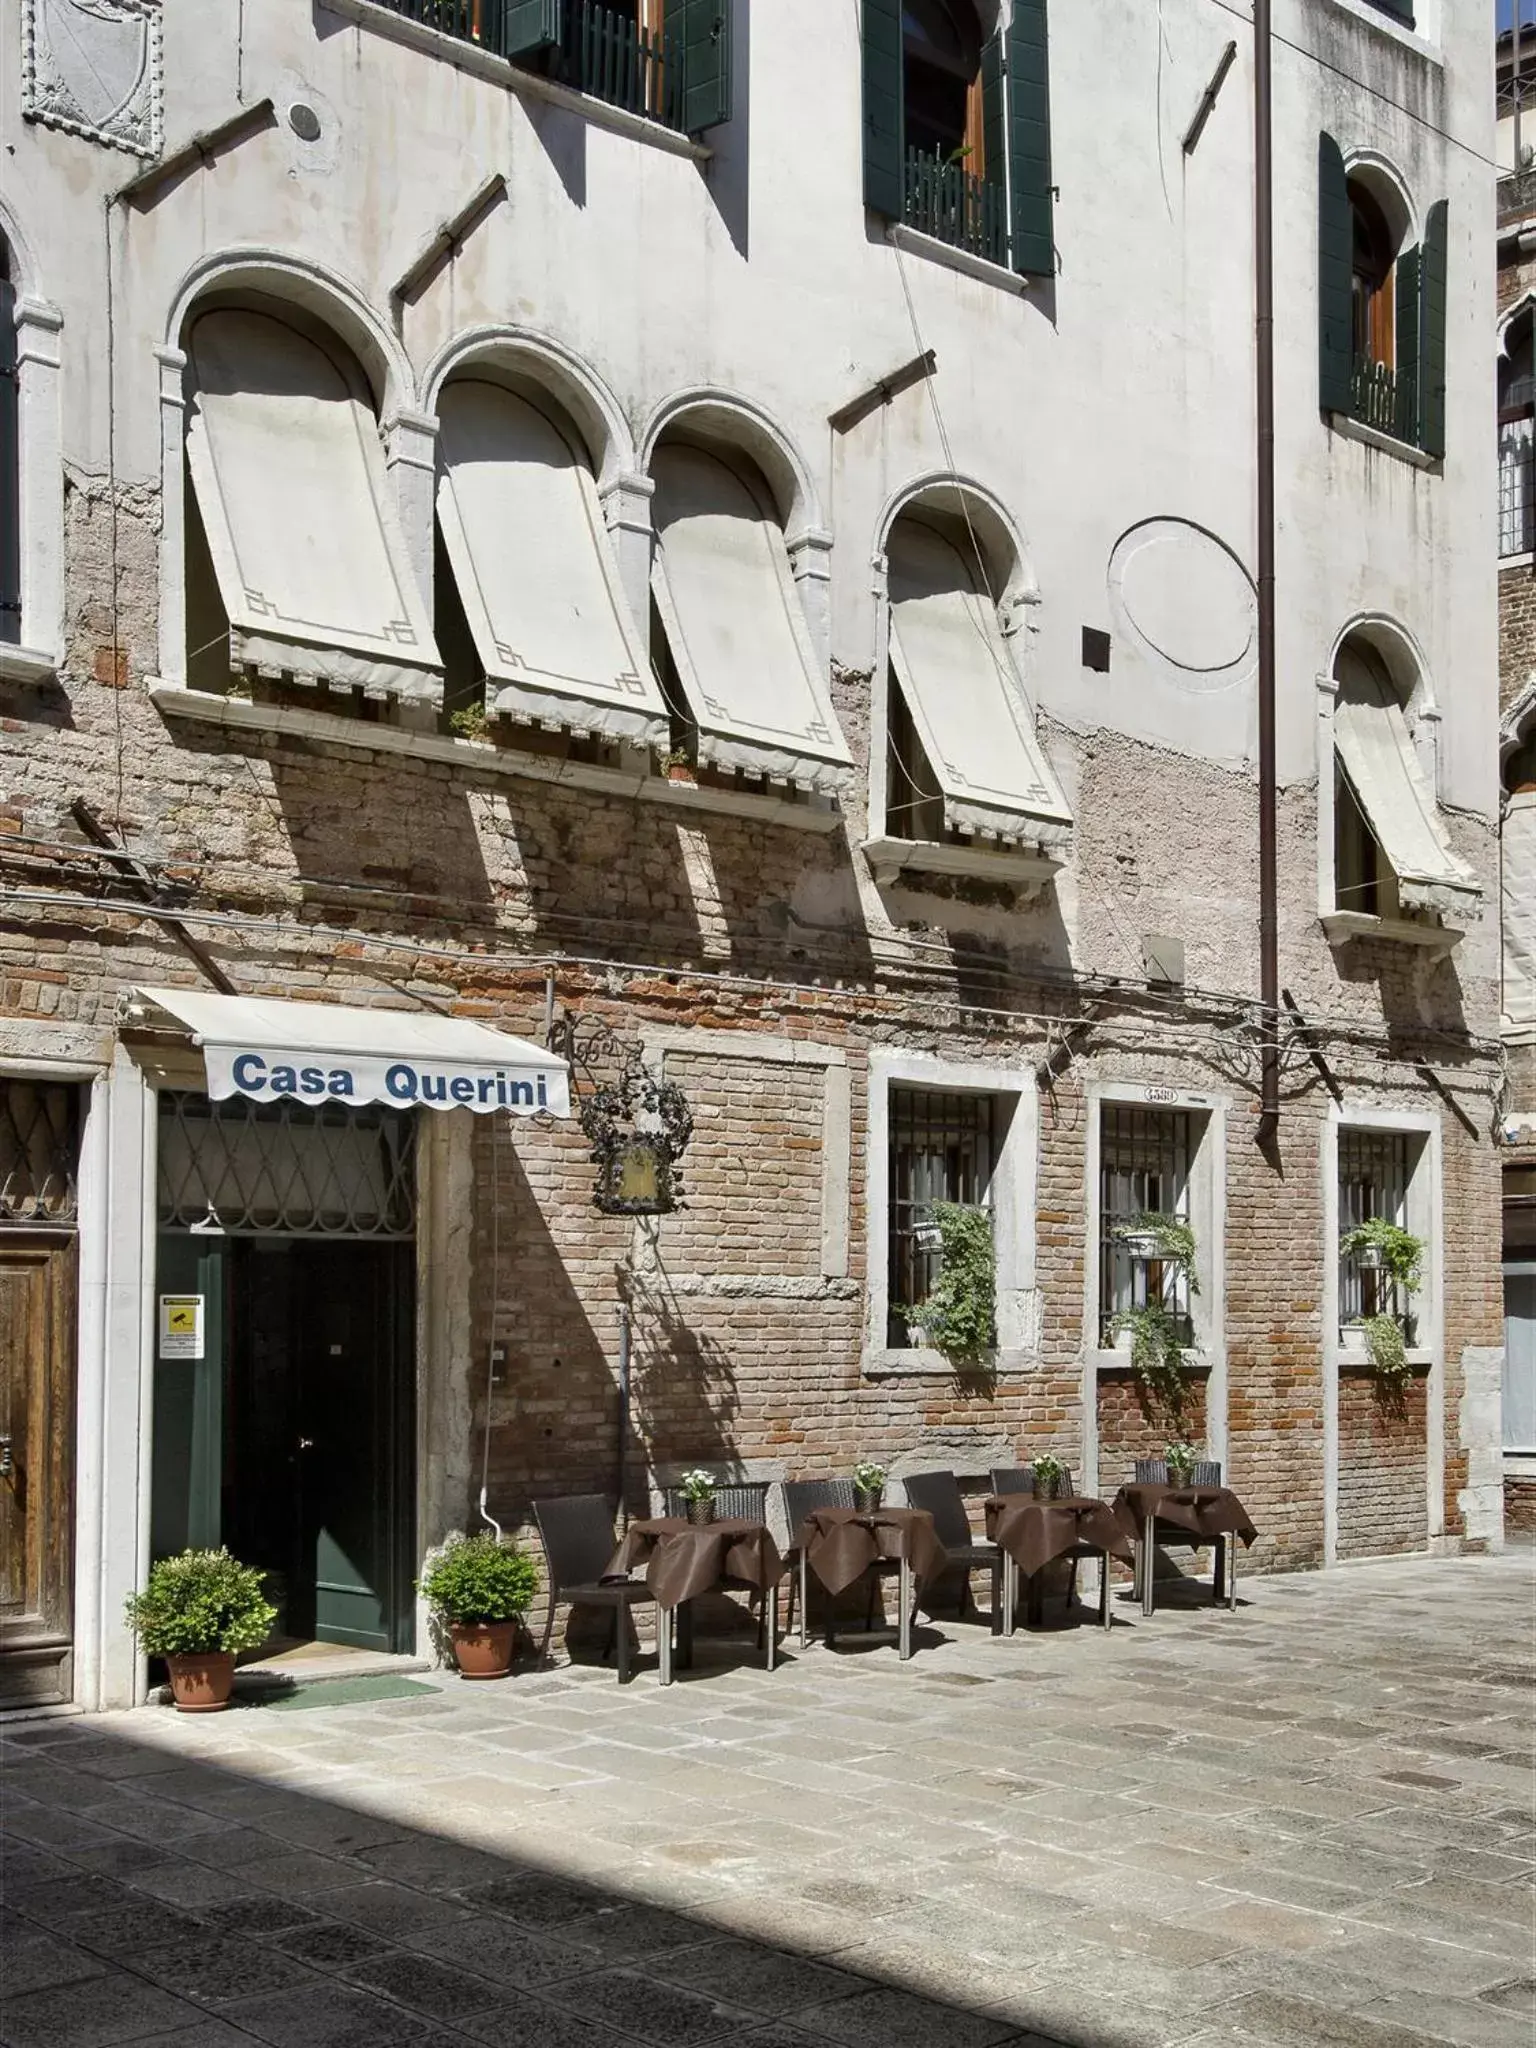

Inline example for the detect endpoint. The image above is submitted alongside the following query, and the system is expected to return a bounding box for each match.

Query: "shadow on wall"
[267,749,497,922]
[0,1713,1143,2048]
[623,1231,742,1512]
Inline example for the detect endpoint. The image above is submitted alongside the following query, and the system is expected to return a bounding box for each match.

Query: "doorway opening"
[151,1094,418,1656]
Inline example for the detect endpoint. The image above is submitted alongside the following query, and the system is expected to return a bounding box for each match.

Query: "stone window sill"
[1338,1352,1432,1378]
[148,682,842,833]
[864,1346,1034,1380]
[861,834,1059,890]
[1093,1351,1213,1377]
[886,225,1029,298]
[1325,412,1438,471]
[1503,1451,1536,1475]
[0,643,58,686]
[1321,910,1462,952]
[331,0,712,163]
[1500,553,1534,573]
[1326,0,1440,64]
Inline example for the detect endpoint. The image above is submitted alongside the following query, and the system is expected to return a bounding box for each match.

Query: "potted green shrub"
[907,1203,996,1362]
[1031,1453,1066,1499]
[852,1461,886,1513]
[124,1549,276,1713]
[1113,1212,1198,1278]
[418,1532,539,1680]
[677,1468,718,1526]
[1339,1219,1422,1388]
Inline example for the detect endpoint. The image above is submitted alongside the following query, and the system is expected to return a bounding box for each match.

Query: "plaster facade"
[0,0,1503,1708]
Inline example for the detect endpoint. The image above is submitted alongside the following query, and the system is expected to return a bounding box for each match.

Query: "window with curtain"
[1500,316,1535,559]
[1098,1107,1193,1347]
[887,1087,992,1345]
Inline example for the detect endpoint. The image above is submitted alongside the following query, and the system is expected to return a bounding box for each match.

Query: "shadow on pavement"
[0,1704,1147,2048]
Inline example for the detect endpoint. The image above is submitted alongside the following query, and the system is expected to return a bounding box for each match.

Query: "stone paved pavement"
[2,1551,1533,2048]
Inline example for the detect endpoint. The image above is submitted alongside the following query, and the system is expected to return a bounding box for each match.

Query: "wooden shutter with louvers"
[981,33,1005,190]
[1394,243,1420,447]
[1419,198,1447,459]
[1006,0,1054,276]
[1318,132,1353,417]
[501,0,563,58]
[668,0,731,132]
[862,0,903,220]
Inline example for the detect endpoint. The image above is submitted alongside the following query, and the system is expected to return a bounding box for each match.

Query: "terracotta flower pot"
[685,1498,716,1526]
[165,1651,235,1713]
[449,1619,517,1679]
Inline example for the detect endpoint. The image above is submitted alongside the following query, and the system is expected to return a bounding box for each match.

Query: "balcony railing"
[903,150,1007,270]
[1349,356,1418,447]
[1502,412,1536,559]
[367,1,684,133]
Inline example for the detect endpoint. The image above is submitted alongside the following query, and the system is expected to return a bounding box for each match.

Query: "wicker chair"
[1130,1460,1226,1600]
[988,1467,1037,1496]
[899,1470,1002,1631]
[532,1494,656,1685]
[781,1477,873,1648]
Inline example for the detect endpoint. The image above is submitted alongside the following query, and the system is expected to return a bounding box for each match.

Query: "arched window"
[862,1,1055,277]
[0,238,18,648]
[1329,633,1476,930]
[902,0,983,164]
[1501,311,1536,559]
[180,298,439,709]
[1350,179,1396,373]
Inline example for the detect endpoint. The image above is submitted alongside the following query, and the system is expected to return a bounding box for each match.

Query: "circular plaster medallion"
[1108,519,1257,690]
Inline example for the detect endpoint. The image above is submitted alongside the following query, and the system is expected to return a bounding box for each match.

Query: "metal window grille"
[1500,412,1535,558]
[1349,355,1418,447]
[1338,1127,1411,1334]
[0,1082,80,1229]
[157,1093,416,1238]
[1098,1106,1192,1346]
[888,1088,992,1346]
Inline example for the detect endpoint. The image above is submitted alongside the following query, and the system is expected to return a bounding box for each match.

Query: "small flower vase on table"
[686,1497,716,1526]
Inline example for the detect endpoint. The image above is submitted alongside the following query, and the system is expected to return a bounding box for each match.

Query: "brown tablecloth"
[606,1517,784,1609]
[983,1495,1135,1577]
[797,1506,947,1597]
[1112,1484,1258,1548]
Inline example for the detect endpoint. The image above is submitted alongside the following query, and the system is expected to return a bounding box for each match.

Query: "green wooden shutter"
[1318,132,1353,417]
[668,0,731,132]
[500,0,563,59]
[981,32,1004,188]
[1394,244,1419,447]
[862,0,903,220]
[1006,0,1053,276]
[1419,198,1447,460]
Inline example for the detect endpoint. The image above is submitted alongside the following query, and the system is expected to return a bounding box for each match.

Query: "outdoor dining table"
[796,1505,946,1661]
[983,1494,1135,1635]
[1111,1483,1258,1616]
[606,1516,783,1685]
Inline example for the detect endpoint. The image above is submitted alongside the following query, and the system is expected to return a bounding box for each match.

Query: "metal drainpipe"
[1255,0,1280,1142]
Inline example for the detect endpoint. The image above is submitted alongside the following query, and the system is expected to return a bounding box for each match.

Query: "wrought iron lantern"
[570,1029,693,1217]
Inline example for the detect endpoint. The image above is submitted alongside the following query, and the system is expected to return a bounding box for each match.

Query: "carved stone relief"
[22,0,163,158]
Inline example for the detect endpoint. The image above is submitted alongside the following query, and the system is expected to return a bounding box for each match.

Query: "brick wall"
[1096,1372,1210,1489]
[1505,1476,1536,1533]
[1337,1372,1429,1561]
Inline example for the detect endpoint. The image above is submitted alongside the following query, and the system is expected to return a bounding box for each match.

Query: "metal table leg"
[1228,1540,1238,1611]
[1142,1515,1157,1618]
[798,1556,809,1650]
[1002,1553,1016,1638]
[1100,1550,1112,1631]
[898,1560,913,1660]
[658,1604,674,1686]
[765,1582,777,1671]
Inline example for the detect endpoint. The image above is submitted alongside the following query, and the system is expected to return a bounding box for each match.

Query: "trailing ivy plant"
[908,1202,996,1363]
[1339,1218,1422,1387]
[1112,1301,1190,1428]
[1113,1212,1200,1292]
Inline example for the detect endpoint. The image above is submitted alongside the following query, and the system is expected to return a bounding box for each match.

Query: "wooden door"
[0,1235,76,1708]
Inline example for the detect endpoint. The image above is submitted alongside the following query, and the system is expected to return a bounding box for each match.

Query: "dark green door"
[151,1234,227,1560]
[296,1241,415,1651]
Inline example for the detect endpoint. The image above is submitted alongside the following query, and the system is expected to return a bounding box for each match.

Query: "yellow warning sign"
[158,1294,205,1361]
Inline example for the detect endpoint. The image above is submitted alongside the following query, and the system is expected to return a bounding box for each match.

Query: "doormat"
[257,1676,438,1711]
